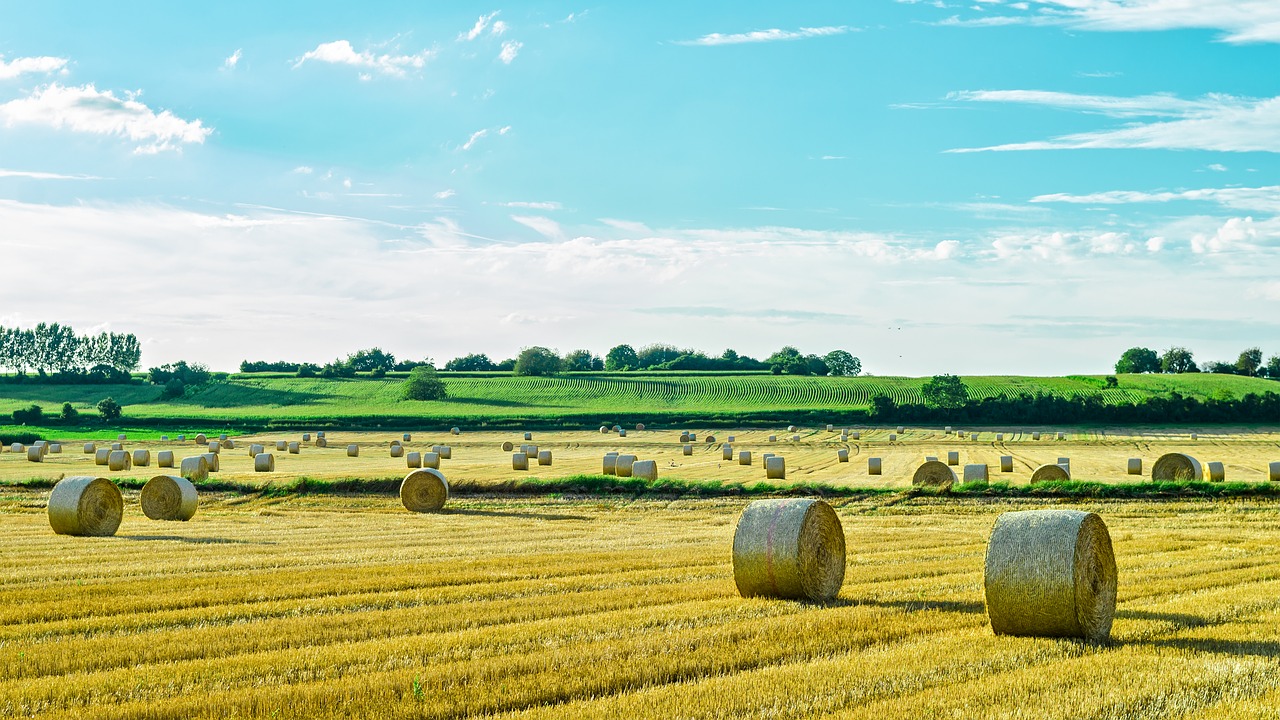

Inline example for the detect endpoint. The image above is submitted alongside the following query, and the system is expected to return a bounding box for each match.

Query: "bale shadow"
[1117,609,1213,628]
[1136,635,1280,659]
[439,508,591,522]
[118,534,276,545]
[822,598,987,614]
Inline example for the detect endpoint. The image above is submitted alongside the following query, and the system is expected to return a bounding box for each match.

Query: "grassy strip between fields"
[3,474,1279,501]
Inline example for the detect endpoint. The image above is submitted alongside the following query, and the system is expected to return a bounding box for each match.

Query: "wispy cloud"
[0,168,101,180]
[461,129,488,151]
[677,25,854,46]
[0,83,211,154]
[1032,185,1280,213]
[292,166,313,174]
[501,201,562,210]
[511,214,564,241]
[460,11,501,41]
[0,54,68,80]
[498,40,522,64]
[433,189,456,199]
[293,40,434,77]
[223,49,242,70]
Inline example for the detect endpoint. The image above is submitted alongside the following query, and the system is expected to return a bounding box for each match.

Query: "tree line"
[1115,346,1280,378]
[0,323,141,381]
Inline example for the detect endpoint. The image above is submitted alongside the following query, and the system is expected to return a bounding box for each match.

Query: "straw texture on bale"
[947,451,959,466]
[132,449,150,467]
[273,440,285,451]
[732,498,845,602]
[423,452,440,469]
[140,475,198,521]
[1270,461,1280,482]
[254,453,275,472]
[390,445,404,458]
[157,450,174,468]
[317,437,328,448]
[600,426,610,434]
[983,509,1117,642]
[502,441,514,452]
[680,433,690,443]
[1000,455,1014,473]
[512,453,528,470]
[1030,463,1070,483]
[26,446,42,462]
[524,444,539,458]
[195,433,207,445]
[346,444,359,457]
[603,453,618,475]
[201,452,219,472]
[722,445,734,460]
[538,450,552,466]
[406,451,422,468]
[868,457,882,475]
[964,464,989,484]
[400,468,448,512]
[208,442,220,454]
[249,444,264,457]
[1127,458,1142,475]
[837,449,849,462]
[706,435,716,443]
[912,460,956,490]
[48,476,123,537]
[765,456,786,480]
[1152,453,1203,482]
[180,456,209,482]
[83,442,96,454]
[108,450,131,472]
[95,448,110,465]
[615,454,637,477]
[288,442,300,454]
[1207,461,1225,482]
[631,459,658,481]
[223,439,235,450]
[739,451,752,466]
[434,445,452,459]
[111,442,123,451]
[683,444,693,456]
[49,443,61,453]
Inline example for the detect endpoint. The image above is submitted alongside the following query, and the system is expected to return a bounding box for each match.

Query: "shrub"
[97,397,122,421]
[402,366,448,401]
[12,404,42,425]
[59,402,79,422]
[514,347,561,377]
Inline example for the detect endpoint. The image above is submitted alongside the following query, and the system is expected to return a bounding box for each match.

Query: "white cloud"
[293,40,434,77]
[224,49,242,69]
[498,41,522,64]
[0,54,68,80]
[1207,163,1228,171]
[1253,281,1280,301]
[461,128,488,151]
[491,20,509,36]
[502,201,562,210]
[292,166,314,174]
[461,12,500,41]
[511,214,565,241]
[499,125,512,134]
[677,25,854,46]
[0,83,211,154]
[945,89,1228,118]
[0,168,100,180]
[434,189,456,199]
[1031,185,1280,213]
[1191,216,1260,253]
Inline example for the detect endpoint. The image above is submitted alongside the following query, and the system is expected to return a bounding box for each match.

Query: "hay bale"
[423,452,441,469]
[632,459,657,481]
[868,457,882,475]
[95,448,110,466]
[140,475,198,521]
[739,451,752,466]
[402,433,412,442]
[603,453,618,475]
[180,456,209,482]
[347,444,359,457]
[827,424,834,432]
[615,454,637,477]
[683,444,693,456]
[302,433,311,442]
[996,433,1005,442]
[132,449,151,467]
[723,445,734,460]
[223,439,235,450]
[111,443,123,451]
[317,431,326,439]
[619,429,627,437]
[1269,461,1280,482]
[1127,458,1142,475]
[1152,453,1203,482]
[219,434,228,442]
[26,446,42,462]
[200,452,219,472]
[791,435,800,442]
[524,444,539,459]
[732,498,845,601]
[288,442,300,454]
[765,455,786,480]
[947,451,959,466]
[1206,461,1225,482]
[512,453,529,470]
[689,433,697,441]
[1000,455,1014,473]
[254,453,275,472]
[316,437,328,448]
[401,468,448,512]
[945,426,952,432]
[538,450,553,466]
[613,425,622,433]
[768,435,777,442]
[912,460,955,490]
[788,425,797,433]
[502,441,514,452]
[983,509,1117,641]
[208,441,220,454]
[679,432,690,443]
[636,423,645,431]
[896,426,905,434]
[970,433,979,442]
[1031,432,1041,441]
[49,443,61,453]
[888,434,897,442]
[47,476,123,537]
[1190,433,1198,441]
[435,445,452,460]
[195,433,208,445]
[964,464,989,484]
[837,449,849,462]
[524,432,533,441]
[177,434,186,441]
[83,442,96,454]
[601,426,610,434]
[276,441,287,451]
[706,435,716,443]
[118,434,127,441]
[1030,463,1070,483]
[108,450,131,472]
[161,435,169,441]
[157,450,174,468]
[406,451,422,468]
[1056,432,1066,441]
[727,435,736,442]
[451,427,460,435]
[850,432,860,440]
[390,445,404,458]
[249,443,265,457]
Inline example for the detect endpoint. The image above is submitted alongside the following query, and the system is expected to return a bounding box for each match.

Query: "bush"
[402,366,448,401]
[162,378,186,399]
[97,397,122,421]
[514,347,561,377]
[922,374,969,409]
[296,363,320,378]
[59,402,78,422]
[12,404,42,425]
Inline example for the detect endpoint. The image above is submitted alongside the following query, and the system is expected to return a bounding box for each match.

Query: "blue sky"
[1,0,1278,374]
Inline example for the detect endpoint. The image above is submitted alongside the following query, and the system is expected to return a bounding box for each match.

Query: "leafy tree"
[1105,376,1119,388]
[162,378,187,398]
[319,359,356,378]
[1203,361,1236,375]
[97,397,122,421]
[401,366,448,401]
[444,353,498,372]
[1236,347,1264,377]
[636,344,685,369]
[59,402,78,422]
[514,346,561,377]
[562,349,603,372]
[766,346,803,366]
[1161,347,1198,373]
[604,344,638,371]
[495,357,517,372]
[921,374,969,409]
[296,363,320,378]
[1265,355,1280,380]
[1115,347,1160,374]
[805,354,830,376]
[346,347,396,373]
[149,361,211,388]
[12,404,42,424]
[823,350,862,377]
[870,394,897,419]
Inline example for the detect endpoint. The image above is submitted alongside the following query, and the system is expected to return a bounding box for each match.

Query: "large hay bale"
[1031,432,1041,441]
[1152,453,1202,482]
[502,441,514,452]
[1270,461,1280,482]
[110,442,123,451]
[983,509,1117,642]
[524,444,538,459]
[48,476,123,537]
[201,452,220,472]
[1030,463,1070,483]
[706,435,717,443]
[83,442,96,454]
[108,450,131,472]
[896,426,905,434]
[964,464,989,484]
[768,435,777,442]
[601,426,610,434]
[619,429,627,437]
[945,426,952,433]
[538,450,553,466]
[732,498,845,601]
[827,424,834,432]
[316,437,328,448]
[683,444,693,456]
[288,442,300,454]
[49,443,61,454]
[223,439,235,450]
[180,456,209,482]
[1000,455,1014,473]
[132,449,151,467]
[679,432,691,443]
[739,451,752,466]
[347,444,359,457]
[401,468,448,512]
[722,445,734,460]
[195,433,208,445]
[423,452,440,469]
[157,450,174,468]
[208,441,220,454]
[1206,461,1225,482]
[947,451,959,466]
[95,448,110,465]
[1127,458,1142,475]
[765,456,786,480]
[632,459,658,481]
[512,453,528,470]
[254,453,275,472]
[614,425,623,433]
[615,454,637,477]
[434,445,452,460]
[868,457,882,475]
[850,432,861,441]
[406,451,422,468]
[912,460,955,490]
[276,440,287,451]
[249,443,265,457]
[603,453,618,475]
[26,446,42,462]
[837,449,849,462]
[140,475,198,521]
[390,445,404,458]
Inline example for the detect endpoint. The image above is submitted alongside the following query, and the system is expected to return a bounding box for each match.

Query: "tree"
[636,344,684,369]
[401,366,448,401]
[444,353,498,372]
[514,346,561,377]
[1236,347,1264,377]
[1161,347,1198,373]
[562,349,602,372]
[495,357,516,372]
[1265,355,1280,380]
[346,347,396,373]
[1203,361,1236,375]
[59,402,78,422]
[1115,347,1160,374]
[921,374,969,409]
[97,397,122,421]
[823,350,862,377]
[804,354,829,376]
[604,344,638,371]
[12,404,42,424]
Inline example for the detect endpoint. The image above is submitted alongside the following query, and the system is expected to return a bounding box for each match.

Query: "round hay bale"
[1152,453,1203,482]
[683,444,693,456]
[1190,433,1198,441]
[276,440,287,451]
[316,437,328,448]
[1268,461,1280,482]
[254,453,275,472]
[727,435,736,442]
[896,426,905,434]
[632,459,657,481]
[619,429,627,437]
[765,456,786,480]
[157,450,174,468]
[1030,463,1070,483]
[1127,458,1142,475]
[451,427,460,435]
[850,432,860,441]
[538,450,552,466]
[996,433,1005,442]
[600,426,610,434]
[788,425,797,433]
[48,476,123,537]
[1000,455,1014,473]
[524,444,539,459]
[402,433,412,442]
[732,498,845,601]
[49,443,61,454]
[1206,461,1225,483]
[945,426,952,433]
[406,451,422,468]
[346,444,359,457]
[983,509,1117,642]
[524,432,533,441]
[423,452,440,469]
[195,433,208,445]
[679,432,691,443]
[636,423,645,431]
[108,450,131,472]
[26,446,43,462]
[201,452,220,473]
[791,435,800,442]
[180,456,209,482]
[970,433,979,442]
[132,449,150,467]
[827,424,834,432]
[868,457,882,475]
[401,468,448,512]
[118,434,127,441]
[249,443,265,458]
[947,451,960,466]
[95,448,110,466]
[219,434,228,442]
[208,441,220,454]
[223,439,235,450]
[615,454,637,477]
[502,441,514,452]
[613,425,622,433]
[888,434,897,442]
[161,435,169,441]
[912,460,955,490]
[837,449,849,462]
[722,445,734,460]
[110,443,123,451]
[288,442,300,454]
[706,435,716,443]
[302,433,311,442]
[689,433,697,442]
[768,435,777,442]
[140,475,198,521]
[317,431,326,439]
[83,442,96,454]
[738,451,752,466]
[512,453,529,470]
[1056,432,1066,441]
[964,464,989,484]
[177,434,186,441]
[390,445,404,458]
[603,453,619,475]
[435,445,452,460]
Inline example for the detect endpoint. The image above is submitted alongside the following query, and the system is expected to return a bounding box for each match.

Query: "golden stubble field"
[2,490,1280,719]
[2,426,1279,487]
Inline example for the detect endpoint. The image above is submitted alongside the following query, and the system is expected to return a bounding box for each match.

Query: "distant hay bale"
[732,498,845,601]
[524,444,538,459]
[888,434,897,442]
[1000,455,1014,473]
[195,433,208,445]
[1031,432,1041,441]
[791,435,800,442]
[947,451,959,466]
[613,425,622,433]
[727,435,736,442]
[1152,453,1203,482]
[768,435,777,442]
[632,459,657,481]
[996,433,1005,442]
[1206,461,1225,483]
[970,433,979,441]
[201,452,220,472]
[177,434,186,441]
[451,427,460,435]
[850,432,860,440]
[406,451,422,468]
[26,446,42,462]
[603,453,619,475]
[739,451,752,466]
[83,442,96,454]
[964,464,989,484]
[538,450,552,466]
[502,441,514,452]
[615,454,637,477]
[317,431,326,439]
[788,425,797,432]
[254,453,275,472]
[827,424,834,432]
[401,468,448,512]
[158,450,174,468]
[1056,432,1066,441]
[140,475,198,521]
[219,434,228,442]
[683,444,693,456]
[945,426,952,433]
[983,509,1117,642]
[896,426,905,434]
[390,445,404,458]
[402,433,412,442]
[223,439,235,450]
[132,449,151,467]
[249,443,265,457]
[347,444,359,457]
[600,426,610,434]
[111,443,123,451]
[1030,463,1070,483]
[912,460,955,490]
[180,456,209,482]
[722,445,734,460]
[1190,433,1198,441]
[208,441,220,454]
[512,453,528,470]
[868,457,882,475]
[276,441,287,451]
[689,433,697,441]
[1127,458,1142,475]
[524,432,533,441]
[423,452,441,469]
[390,439,402,449]
[316,437,328,448]
[48,476,123,537]
[161,435,169,441]
[47,443,60,454]
[765,456,786,480]
[302,433,311,442]
[837,449,849,462]
[288,442,300,454]
[679,432,690,443]
[95,449,110,466]
[108,450,131,472]
[636,423,645,431]
[706,435,716,443]
[1270,461,1280,482]
[619,429,627,437]
[118,434,127,441]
